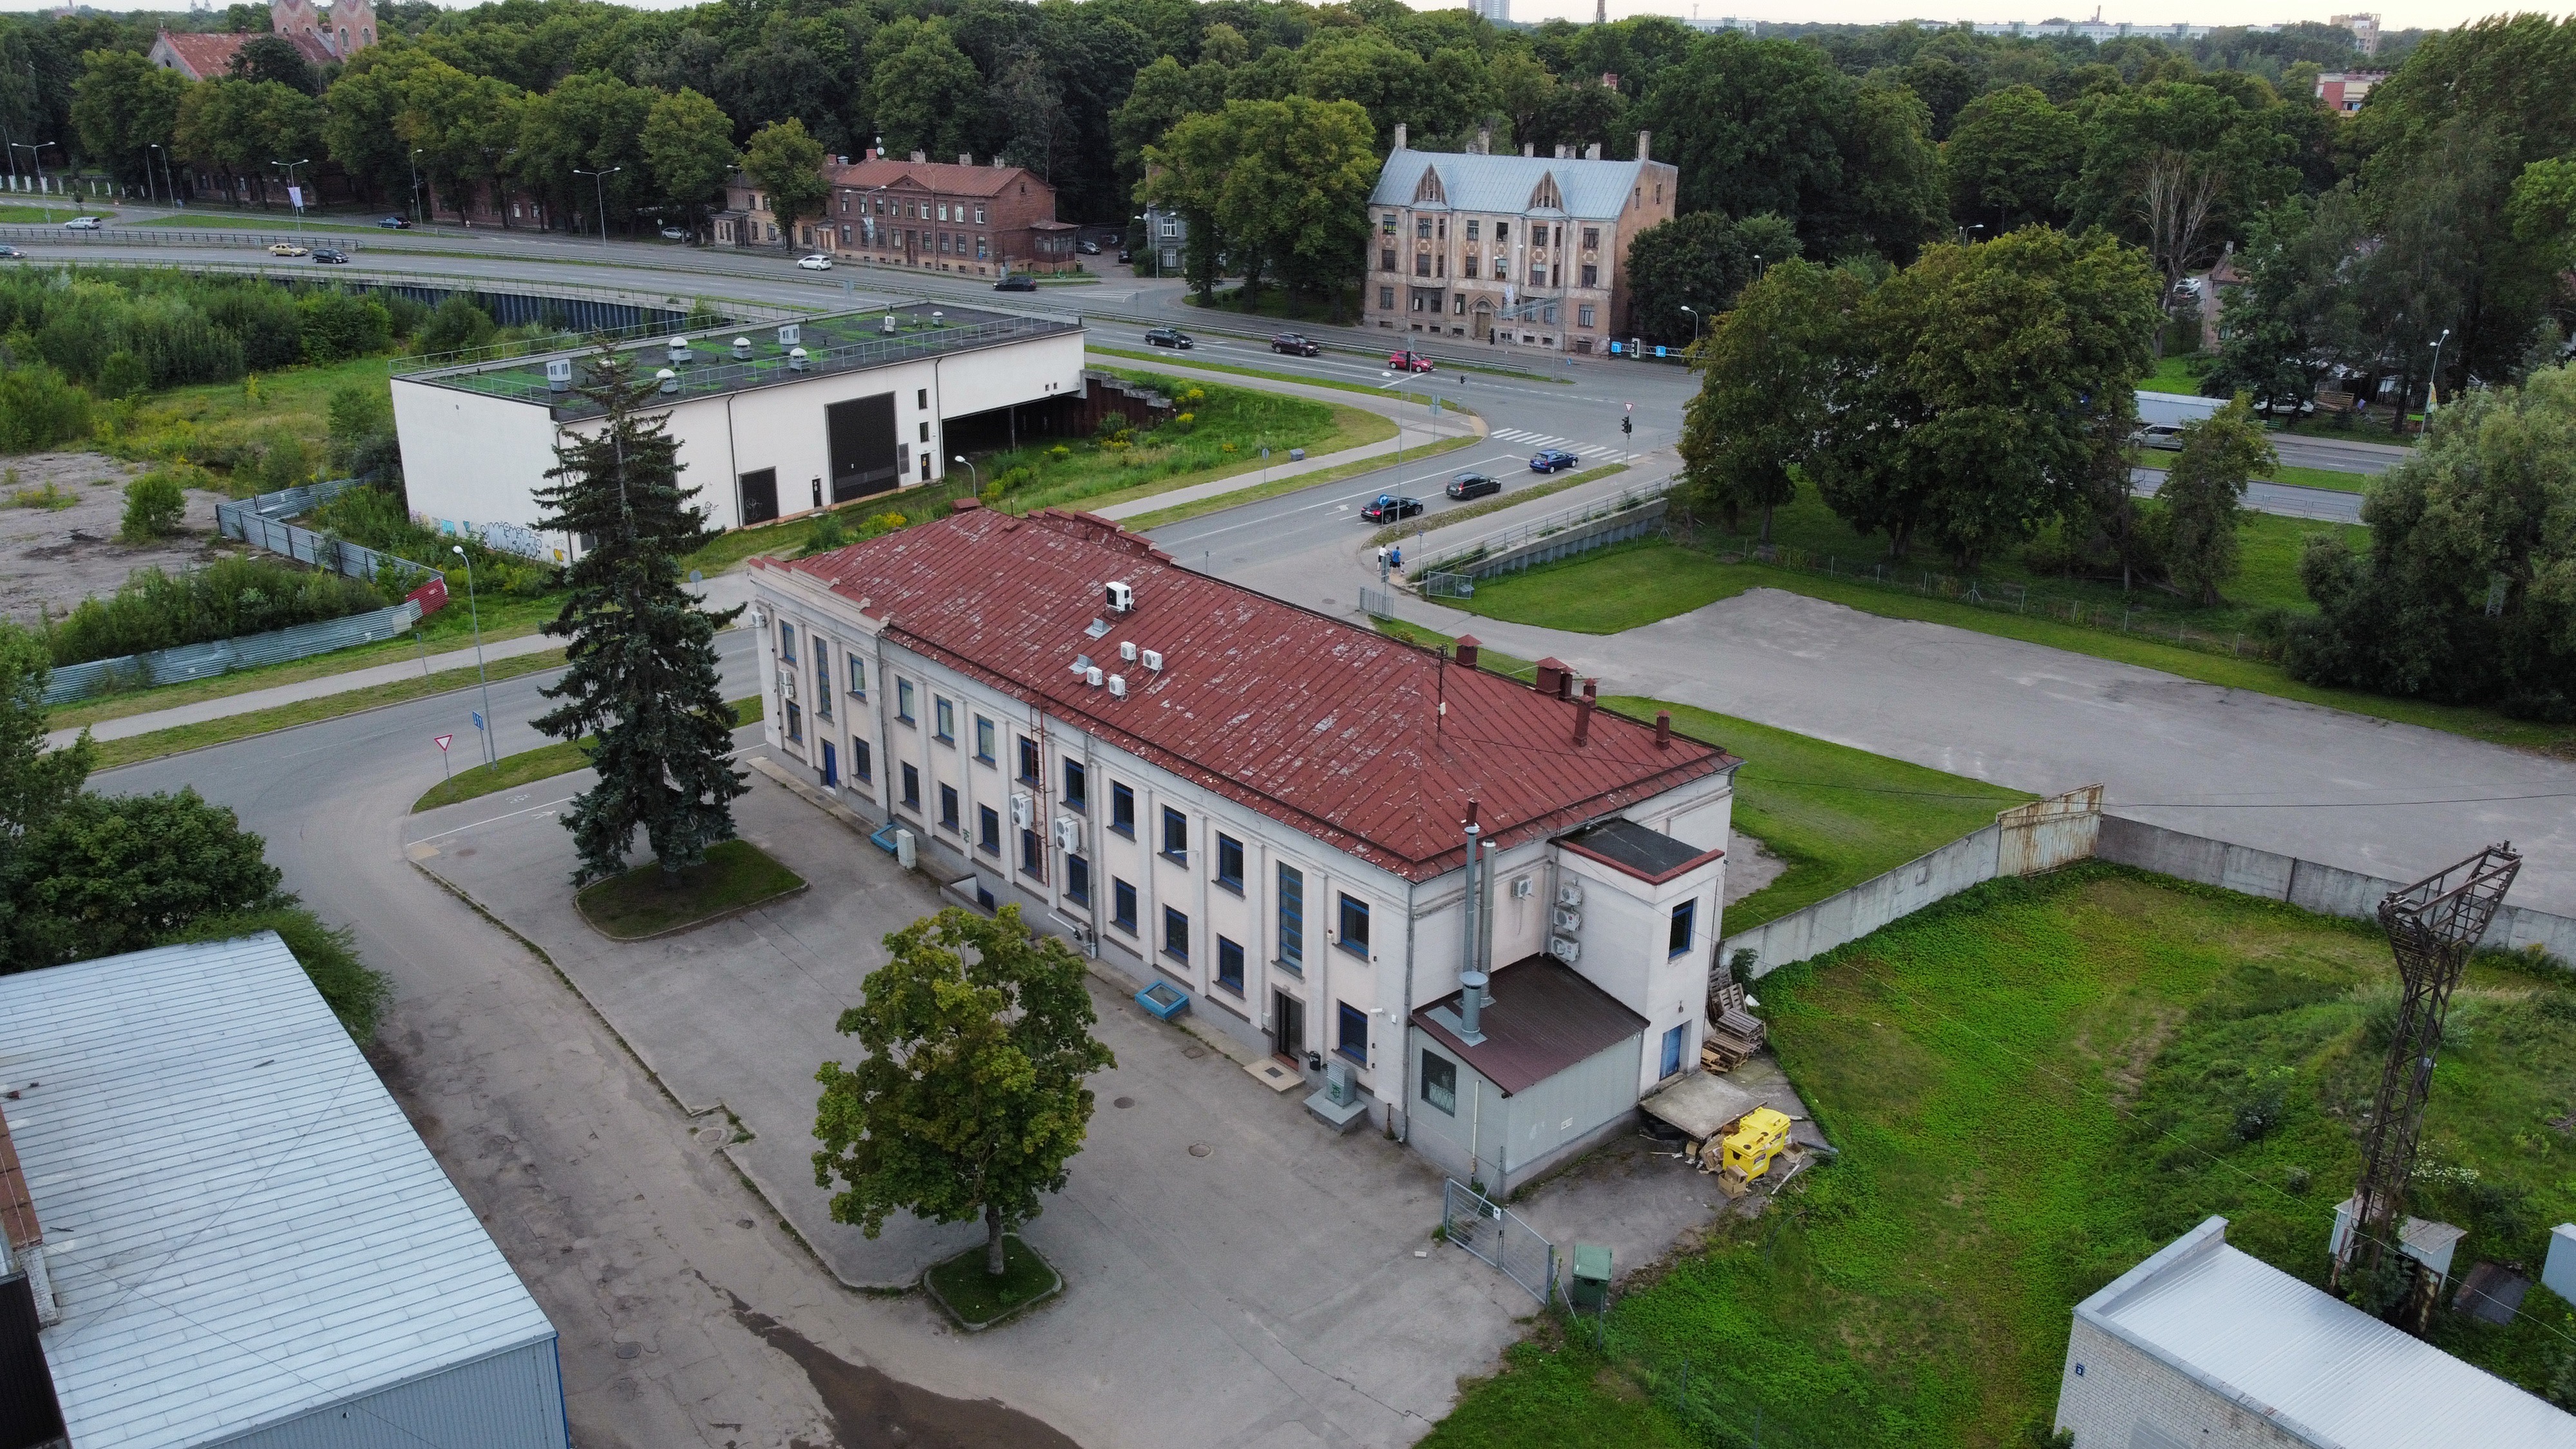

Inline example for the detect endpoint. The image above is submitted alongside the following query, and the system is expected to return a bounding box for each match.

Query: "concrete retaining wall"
[1464,500,1667,578]
[1720,825,2004,980]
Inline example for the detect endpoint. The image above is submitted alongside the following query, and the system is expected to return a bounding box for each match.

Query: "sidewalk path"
[1088,352,1487,522]
[45,572,756,749]
[1191,522,2576,917]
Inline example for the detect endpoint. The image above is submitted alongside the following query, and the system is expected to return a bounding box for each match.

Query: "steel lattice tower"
[2333,843,2521,1295]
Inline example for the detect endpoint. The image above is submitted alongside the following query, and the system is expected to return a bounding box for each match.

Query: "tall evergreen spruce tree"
[532,344,747,884]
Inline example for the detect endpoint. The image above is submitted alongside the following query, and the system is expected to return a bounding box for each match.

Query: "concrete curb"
[918,1238,1067,1333]
[573,873,811,943]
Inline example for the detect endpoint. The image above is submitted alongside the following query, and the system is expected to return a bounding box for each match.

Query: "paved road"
[2130,467,2368,524]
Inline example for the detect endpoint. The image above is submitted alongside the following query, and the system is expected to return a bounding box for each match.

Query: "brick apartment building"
[715,151,1081,278]
[1367,124,1678,355]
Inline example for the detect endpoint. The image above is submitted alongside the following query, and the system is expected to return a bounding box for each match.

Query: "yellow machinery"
[1714,1107,1793,1197]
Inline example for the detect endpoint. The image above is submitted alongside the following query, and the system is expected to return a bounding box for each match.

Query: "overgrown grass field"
[100,354,391,489]
[989,366,1390,515]
[1434,867,2576,1446]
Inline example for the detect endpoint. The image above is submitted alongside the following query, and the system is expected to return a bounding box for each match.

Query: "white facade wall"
[752,566,1734,1136]
[2056,1318,2313,1449]
[392,329,1085,556]
[1406,1032,1644,1195]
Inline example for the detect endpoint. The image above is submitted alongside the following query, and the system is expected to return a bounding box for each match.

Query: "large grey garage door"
[827,394,900,502]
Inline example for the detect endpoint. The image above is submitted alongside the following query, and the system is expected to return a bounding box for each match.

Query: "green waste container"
[1568,1243,1612,1311]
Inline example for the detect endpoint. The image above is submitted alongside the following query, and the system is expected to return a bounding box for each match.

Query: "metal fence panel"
[216,481,449,584]
[1441,1179,1557,1306]
[1359,587,1396,618]
[43,599,423,704]
[1421,572,1475,599]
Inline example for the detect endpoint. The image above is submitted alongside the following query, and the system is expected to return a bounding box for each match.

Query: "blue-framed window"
[851,739,871,782]
[934,697,954,743]
[1162,906,1189,962]
[1276,863,1304,971]
[1064,759,1087,811]
[1669,900,1696,957]
[974,715,996,762]
[1421,1050,1457,1114]
[1338,894,1370,958]
[1337,1001,1368,1064]
[1111,782,1136,836]
[813,639,831,719]
[779,621,796,658]
[1113,878,1138,933]
[939,784,960,831]
[1021,828,1043,879]
[785,701,802,742]
[900,762,920,809]
[1214,833,1244,892]
[1018,736,1041,784]
[978,804,1000,855]
[1066,855,1091,905]
[1660,1023,1687,1079]
[896,677,916,724]
[846,652,866,697]
[1161,807,1188,862]
[1216,936,1244,994]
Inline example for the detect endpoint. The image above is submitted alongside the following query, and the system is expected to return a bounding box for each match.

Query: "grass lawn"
[996,366,1389,516]
[91,645,570,770]
[2136,457,2372,494]
[0,204,116,223]
[1455,540,1744,635]
[1437,866,2576,1446]
[101,354,393,485]
[1087,345,1470,410]
[923,1235,1064,1328]
[1617,699,2032,932]
[410,692,762,811]
[2141,351,2210,394]
[573,838,804,939]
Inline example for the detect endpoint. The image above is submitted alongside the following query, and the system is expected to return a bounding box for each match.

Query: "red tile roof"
[825,156,1052,201]
[153,28,334,78]
[764,507,1734,882]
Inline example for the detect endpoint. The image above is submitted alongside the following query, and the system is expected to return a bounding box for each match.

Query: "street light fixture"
[951,454,979,495]
[270,157,310,216]
[10,141,50,218]
[451,545,498,768]
[147,142,173,208]
[408,145,424,223]
[573,166,621,247]
[2426,327,2453,417]
[1679,304,1703,347]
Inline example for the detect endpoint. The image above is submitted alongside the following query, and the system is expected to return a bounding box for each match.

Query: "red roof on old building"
[152,28,335,79]
[825,156,1052,200]
[762,507,1733,881]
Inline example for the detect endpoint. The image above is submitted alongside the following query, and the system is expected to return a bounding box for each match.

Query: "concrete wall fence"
[1718,793,2575,981]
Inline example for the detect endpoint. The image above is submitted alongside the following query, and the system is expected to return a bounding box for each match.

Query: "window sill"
[1161,950,1190,968]
[1160,852,1189,868]
[896,717,917,728]
[1334,1049,1368,1068]
[1271,958,1303,978]
[1110,826,1135,840]
[974,755,995,767]
[938,820,960,835]
[1213,878,1244,896]
[1066,893,1091,909]
[1334,943,1370,961]
[1111,919,1139,936]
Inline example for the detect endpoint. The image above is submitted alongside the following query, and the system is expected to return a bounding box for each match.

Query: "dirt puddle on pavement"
[728,1293,1083,1449]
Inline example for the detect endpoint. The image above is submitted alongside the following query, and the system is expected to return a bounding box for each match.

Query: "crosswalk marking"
[1488,427,1628,460]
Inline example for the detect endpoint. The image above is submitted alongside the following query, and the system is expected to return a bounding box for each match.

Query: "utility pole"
[574,166,622,247]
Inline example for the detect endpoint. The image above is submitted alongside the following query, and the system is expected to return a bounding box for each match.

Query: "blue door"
[820,741,838,788]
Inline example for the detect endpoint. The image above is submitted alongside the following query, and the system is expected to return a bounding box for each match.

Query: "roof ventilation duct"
[545,358,572,393]
[731,336,753,359]
[655,368,678,394]
[667,337,692,365]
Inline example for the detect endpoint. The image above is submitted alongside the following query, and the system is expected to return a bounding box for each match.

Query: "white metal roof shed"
[2067,1216,2576,1448]
[0,934,565,1449]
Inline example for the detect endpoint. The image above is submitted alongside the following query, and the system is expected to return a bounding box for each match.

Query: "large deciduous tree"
[6,788,287,970]
[640,86,737,229]
[529,346,747,884]
[813,905,1115,1279]
[0,626,92,965]
[2154,393,2276,604]
[1942,84,2079,232]
[866,17,985,163]
[742,117,828,245]
[70,50,189,191]
[1623,210,1799,347]
[1676,257,1864,544]
[1142,96,1374,311]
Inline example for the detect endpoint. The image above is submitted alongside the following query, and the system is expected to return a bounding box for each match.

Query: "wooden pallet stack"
[1703,979,1766,1071]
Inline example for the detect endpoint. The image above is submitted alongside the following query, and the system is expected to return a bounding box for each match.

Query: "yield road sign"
[434,734,453,752]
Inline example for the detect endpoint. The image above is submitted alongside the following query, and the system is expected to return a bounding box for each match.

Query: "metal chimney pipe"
[1460,967,1489,1038]
[1459,801,1486,1041]
[1477,836,1497,1007]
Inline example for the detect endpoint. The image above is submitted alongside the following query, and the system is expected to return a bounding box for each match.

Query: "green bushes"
[118,469,187,542]
[296,289,392,363]
[0,363,95,452]
[325,380,399,482]
[306,483,556,596]
[415,296,498,357]
[43,555,386,665]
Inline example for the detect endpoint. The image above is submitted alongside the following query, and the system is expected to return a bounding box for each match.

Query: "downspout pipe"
[1459,801,1488,1042]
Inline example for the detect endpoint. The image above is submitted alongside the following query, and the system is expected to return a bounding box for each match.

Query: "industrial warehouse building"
[0,934,567,1449]
[2054,1217,2576,1448]
[748,505,1742,1191]
[391,303,1086,559]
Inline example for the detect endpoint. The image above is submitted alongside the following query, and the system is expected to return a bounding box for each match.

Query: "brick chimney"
[1637,129,1652,161]
[1655,710,1672,749]
[1535,657,1569,698]
[1574,679,1596,746]
[958,152,972,166]
[1455,635,1481,670]
[1394,122,1408,151]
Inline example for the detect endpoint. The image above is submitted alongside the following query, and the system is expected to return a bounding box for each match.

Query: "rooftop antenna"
[2331,842,2521,1321]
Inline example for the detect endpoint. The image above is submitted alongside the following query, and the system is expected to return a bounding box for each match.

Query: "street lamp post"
[1679,304,1703,348]
[573,166,621,247]
[951,455,979,497]
[147,142,173,208]
[1379,371,1413,466]
[2426,327,2453,418]
[11,142,51,218]
[451,545,498,768]
[270,157,310,217]
[408,146,424,223]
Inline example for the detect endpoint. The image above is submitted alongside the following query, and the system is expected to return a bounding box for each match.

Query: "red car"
[1387,350,1435,372]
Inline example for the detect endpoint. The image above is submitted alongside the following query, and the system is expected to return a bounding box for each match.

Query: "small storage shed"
[1407,955,1647,1195]
[0,933,569,1449]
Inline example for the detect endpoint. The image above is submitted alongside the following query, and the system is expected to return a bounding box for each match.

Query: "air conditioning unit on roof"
[1141,649,1164,672]
[1105,580,1135,614]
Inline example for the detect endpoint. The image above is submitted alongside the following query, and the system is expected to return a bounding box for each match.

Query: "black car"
[377,216,411,229]
[1270,333,1320,357]
[1144,327,1193,350]
[1360,494,1425,523]
[1117,248,1133,264]
[1445,471,1502,501]
[1529,448,1581,473]
[994,274,1038,292]
[0,246,21,260]
[310,247,350,264]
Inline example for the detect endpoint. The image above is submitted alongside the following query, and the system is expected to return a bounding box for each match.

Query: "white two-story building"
[748,504,1742,1191]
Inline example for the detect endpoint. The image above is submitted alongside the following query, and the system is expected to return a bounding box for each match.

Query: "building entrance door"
[1471,301,1493,342]
[819,741,838,788]
[1271,990,1304,1064]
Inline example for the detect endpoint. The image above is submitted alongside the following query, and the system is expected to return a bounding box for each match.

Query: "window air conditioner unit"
[1010,793,1032,829]
[1104,580,1135,614]
[1085,667,1104,688]
[1107,674,1128,699]
[1548,935,1581,965]
[779,670,796,701]
[1119,641,1139,663]
[1054,817,1082,853]
[1510,876,1534,900]
[1141,649,1164,672]
[1556,880,1584,909]
[1325,1060,1358,1106]
[1551,906,1581,933]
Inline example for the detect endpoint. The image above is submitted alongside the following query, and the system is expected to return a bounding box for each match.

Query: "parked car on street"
[267,242,308,256]
[1079,239,1101,254]
[796,252,832,270]
[1270,333,1320,357]
[1117,248,1133,264]
[1361,494,1425,522]
[310,247,349,264]
[1387,349,1435,372]
[659,225,689,241]
[64,216,104,231]
[1530,448,1581,473]
[1445,472,1502,501]
[2134,422,2185,451]
[994,274,1038,292]
[377,216,412,228]
[1144,327,1193,350]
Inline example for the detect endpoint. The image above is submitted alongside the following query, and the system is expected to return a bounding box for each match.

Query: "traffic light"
[1621,414,1633,437]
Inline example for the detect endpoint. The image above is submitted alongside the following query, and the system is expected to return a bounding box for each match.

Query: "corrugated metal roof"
[1370,147,1658,220]
[1411,954,1647,1095]
[773,507,1732,881]
[2079,1217,2576,1448]
[0,934,556,1449]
